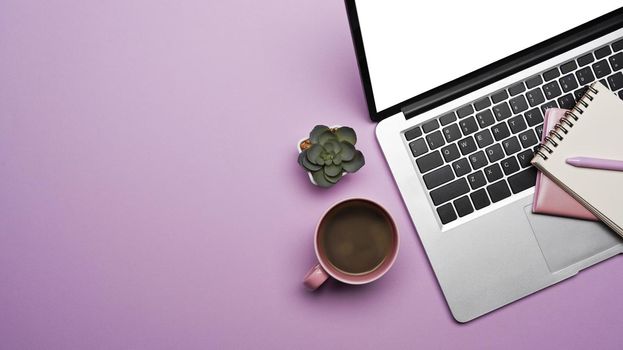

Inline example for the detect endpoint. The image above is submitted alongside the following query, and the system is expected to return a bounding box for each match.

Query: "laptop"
[344,1,623,322]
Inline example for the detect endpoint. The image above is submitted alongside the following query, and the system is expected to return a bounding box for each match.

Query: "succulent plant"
[298,125,365,187]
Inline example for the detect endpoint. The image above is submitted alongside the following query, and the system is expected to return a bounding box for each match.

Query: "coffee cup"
[303,198,399,290]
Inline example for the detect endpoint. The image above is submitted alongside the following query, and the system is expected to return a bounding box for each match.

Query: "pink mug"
[303,198,399,290]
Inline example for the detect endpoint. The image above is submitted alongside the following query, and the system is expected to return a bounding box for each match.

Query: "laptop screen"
[355,1,621,114]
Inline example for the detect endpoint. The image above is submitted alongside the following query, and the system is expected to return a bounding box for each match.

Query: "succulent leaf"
[335,127,357,145]
[324,163,342,177]
[338,141,355,161]
[332,155,342,165]
[342,151,365,173]
[309,125,329,143]
[322,139,341,153]
[297,151,305,166]
[312,170,334,188]
[321,143,334,153]
[324,172,342,184]
[317,130,337,145]
[299,151,322,171]
[306,144,324,164]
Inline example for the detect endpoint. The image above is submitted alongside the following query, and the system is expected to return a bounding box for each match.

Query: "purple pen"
[566,157,623,172]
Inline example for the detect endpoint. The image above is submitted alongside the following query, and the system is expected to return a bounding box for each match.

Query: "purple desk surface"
[1,1,622,349]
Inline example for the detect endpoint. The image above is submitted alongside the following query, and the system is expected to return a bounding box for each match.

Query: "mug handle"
[303,264,329,290]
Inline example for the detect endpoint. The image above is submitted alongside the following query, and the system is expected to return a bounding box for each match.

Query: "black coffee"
[318,200,394,275]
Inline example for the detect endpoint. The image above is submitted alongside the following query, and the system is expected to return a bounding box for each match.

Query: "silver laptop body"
[377,31,623,322]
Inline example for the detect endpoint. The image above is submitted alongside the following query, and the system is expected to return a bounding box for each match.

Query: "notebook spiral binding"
[534,84,600,160]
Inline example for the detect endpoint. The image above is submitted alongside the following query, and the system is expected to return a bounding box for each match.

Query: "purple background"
[1,0,622,349]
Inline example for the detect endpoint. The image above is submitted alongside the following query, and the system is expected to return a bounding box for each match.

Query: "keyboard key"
[609,52,623,72]
[467,171,486,190]
[493,102,512,120]
[405,127,422,141]
[430,178,470,206]
[510,95,529,115]
[491,90,508,104]
[484,163,503,182]
[524,108,543,127]
[599,78,608,89]
[508,115,527,134]
[423,165,455,189]
[516,149,534,168]
[508,82,526,96]
[457,105,474,118]
[574,86,589,101]
[426,130,445,150]
[508,167,537,194]
[607,72,623,91]
[619,90,623,100]
[526,75,543,89]
[594,45,612,59]
[442,124,462,142]
[439,112,457,126]
[452,158,471,177]
[437,203,457,224]
[535,124,544,139]
[518,129,538,148]
[560,60,577,74]
[558,94,575,109]
[542,81,562,99]
[540,101,558,114]
[593,59,611,79]
[525,88,545,107]
[441,144,460,162]
[453,196,474,217]
[416,151,443,173]
[492,122,510,141]
[577,53,594,66]
[485,144,504,163]
[457,136,477,155]
[476,109,495,128]
[409,138,428,157]
[487,180,511,203]
[470,189,491,210]
[576,66,595,85]
[543,68,560,81]
[468,150,488,170]
[614,39,623,52]
[502,136,521,155]
[559,74,578,92]
[501,156,520,175]
[459,116,479,135]
[422,119,440,133]
[474,97,491,111]
[474,129,494,148]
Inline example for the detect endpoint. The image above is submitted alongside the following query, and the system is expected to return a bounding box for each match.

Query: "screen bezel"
[344,2,623,122]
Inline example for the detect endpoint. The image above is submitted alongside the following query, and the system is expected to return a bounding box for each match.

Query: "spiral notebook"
[531,82,623,237]
[532,108,597,221]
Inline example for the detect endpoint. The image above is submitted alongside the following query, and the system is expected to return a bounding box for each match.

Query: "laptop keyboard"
[404,37,623,225]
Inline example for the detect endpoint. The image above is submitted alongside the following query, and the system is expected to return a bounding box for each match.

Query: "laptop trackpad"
[524,205,622,273]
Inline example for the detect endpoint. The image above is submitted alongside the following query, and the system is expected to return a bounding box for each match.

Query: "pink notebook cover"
[532,108,598,221]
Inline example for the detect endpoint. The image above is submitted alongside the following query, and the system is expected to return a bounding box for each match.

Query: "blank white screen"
[355,1,621,112]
